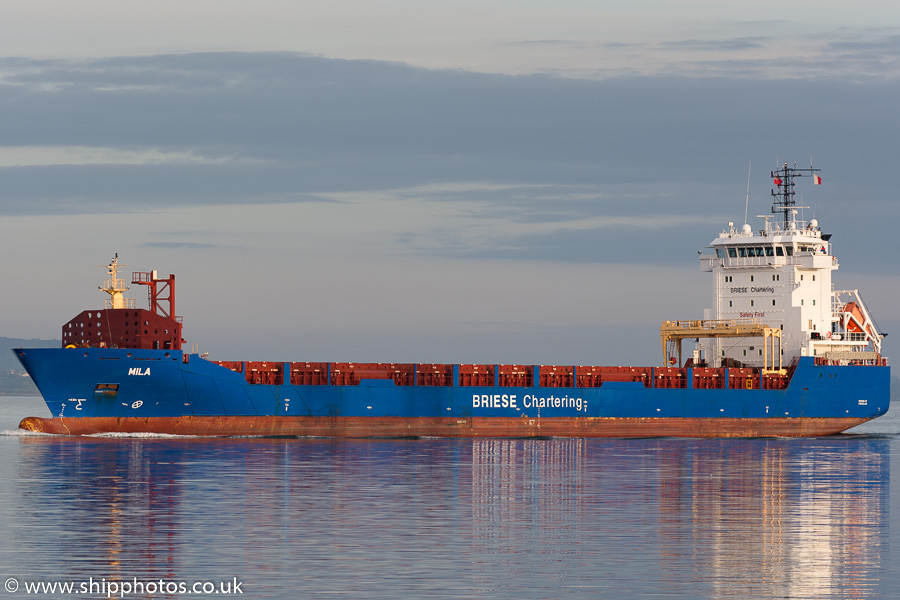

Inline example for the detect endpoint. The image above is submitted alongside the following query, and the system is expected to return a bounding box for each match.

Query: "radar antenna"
[770,161,821,229]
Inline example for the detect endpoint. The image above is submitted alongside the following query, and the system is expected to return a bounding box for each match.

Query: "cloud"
[0,145,250,167]
[0,51,897,275]
[141,241,224,250]
[658,37,769,52]
[0,51,896,362]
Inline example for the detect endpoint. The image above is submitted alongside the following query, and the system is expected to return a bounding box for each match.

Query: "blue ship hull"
[13,348,890,437]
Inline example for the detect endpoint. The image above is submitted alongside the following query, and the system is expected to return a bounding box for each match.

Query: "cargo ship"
[14,162,890,437]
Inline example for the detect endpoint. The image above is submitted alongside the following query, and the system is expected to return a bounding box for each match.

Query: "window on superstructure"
[766,247,774,256]
[750,275,754,282]
[728,248,737,258]
[772,300,776,306]
[738,247,747,257]
[776,246,784,256]
[755,247,765,257]
[716,249,725,258]
[751,300,755,306]
[786,246,794,256]
[812,275,815,281]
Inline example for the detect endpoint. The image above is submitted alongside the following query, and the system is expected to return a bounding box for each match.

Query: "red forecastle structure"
[61,255,183,350]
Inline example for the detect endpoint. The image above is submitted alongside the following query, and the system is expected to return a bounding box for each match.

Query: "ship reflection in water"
[8,435,890,599]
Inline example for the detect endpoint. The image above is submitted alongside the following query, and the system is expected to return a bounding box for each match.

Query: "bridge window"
[728,248,737,258]
[775,246,784,256]
[716,249,726,258]
[738,247,747,257]
[765,247,774,256]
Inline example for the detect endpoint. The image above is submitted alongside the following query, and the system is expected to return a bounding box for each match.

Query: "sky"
[1,1,898,365]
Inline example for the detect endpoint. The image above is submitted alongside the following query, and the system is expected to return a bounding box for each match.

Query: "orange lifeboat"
[842,301,877,339]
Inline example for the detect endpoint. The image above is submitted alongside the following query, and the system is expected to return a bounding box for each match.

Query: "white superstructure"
[698,163,884,368]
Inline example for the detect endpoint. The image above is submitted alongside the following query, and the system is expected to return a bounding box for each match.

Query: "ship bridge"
[694,162,887,368]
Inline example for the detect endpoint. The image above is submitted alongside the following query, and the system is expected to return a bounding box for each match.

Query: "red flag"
[774,177,783,186]
[813,174,822,185]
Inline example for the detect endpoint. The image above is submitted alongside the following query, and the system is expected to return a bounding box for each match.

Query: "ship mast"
[98,253,133,309]
[770,162,821,229]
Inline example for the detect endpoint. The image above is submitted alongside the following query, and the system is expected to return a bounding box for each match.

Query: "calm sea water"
[1,394,898,599]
